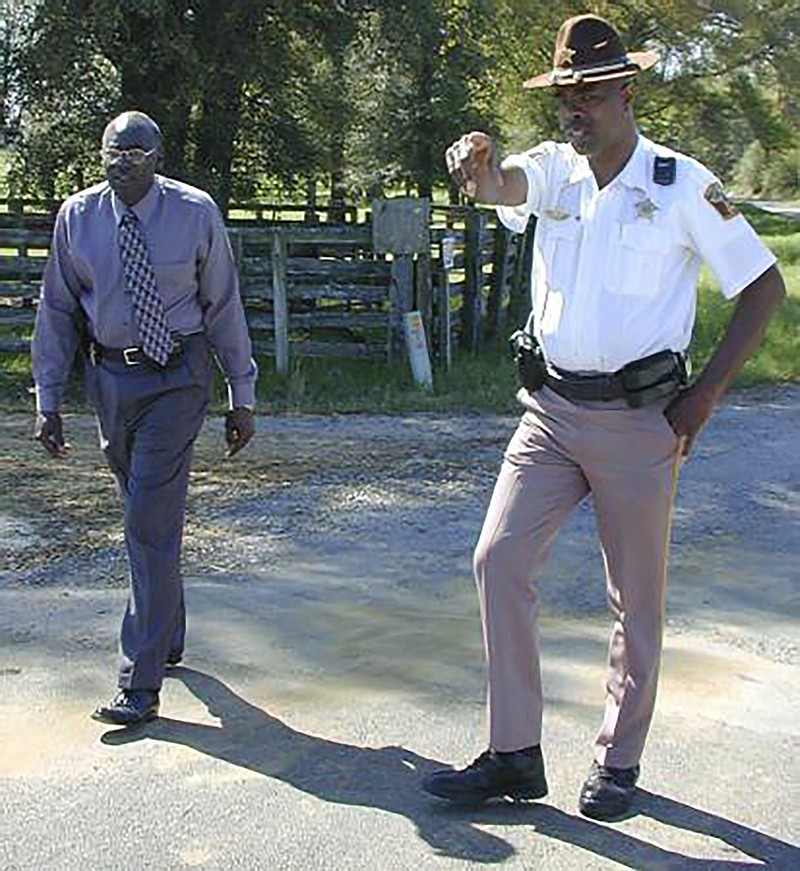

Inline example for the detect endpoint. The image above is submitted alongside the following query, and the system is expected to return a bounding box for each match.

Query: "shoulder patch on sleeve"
[704,182,739,220]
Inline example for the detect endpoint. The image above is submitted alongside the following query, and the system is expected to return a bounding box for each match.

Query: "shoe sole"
[423,783,549,804]
[90,709,159,727]
[578,795,635,822]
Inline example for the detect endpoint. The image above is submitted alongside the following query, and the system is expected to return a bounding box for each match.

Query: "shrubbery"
[733,142,800,198]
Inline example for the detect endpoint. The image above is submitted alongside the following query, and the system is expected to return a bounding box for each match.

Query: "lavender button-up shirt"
[31,175,257,411]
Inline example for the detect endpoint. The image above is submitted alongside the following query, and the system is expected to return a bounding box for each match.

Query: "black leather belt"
[88,337,185,368]
[545,350,687,408]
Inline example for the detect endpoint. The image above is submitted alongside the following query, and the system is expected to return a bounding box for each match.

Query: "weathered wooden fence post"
[438,235,456,370]
[485,222,509,345]
[271,230,289,374]
[461,206,484,352]
[389,254,414,361]
[415,248,433,337]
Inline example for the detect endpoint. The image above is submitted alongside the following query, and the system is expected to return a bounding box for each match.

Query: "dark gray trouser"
[85,335,213,691]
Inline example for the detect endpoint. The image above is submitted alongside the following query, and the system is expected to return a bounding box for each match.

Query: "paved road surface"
[2,387,799,870]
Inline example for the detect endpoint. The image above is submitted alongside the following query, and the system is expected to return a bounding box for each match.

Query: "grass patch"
[251,349,520,415]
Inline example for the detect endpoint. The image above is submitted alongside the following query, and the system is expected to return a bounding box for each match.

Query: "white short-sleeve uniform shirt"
[496,135,776,373]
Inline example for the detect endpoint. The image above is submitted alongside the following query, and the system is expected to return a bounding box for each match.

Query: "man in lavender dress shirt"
[31,111,258,726]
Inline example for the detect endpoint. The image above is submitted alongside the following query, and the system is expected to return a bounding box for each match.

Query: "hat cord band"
[551,55,637,83]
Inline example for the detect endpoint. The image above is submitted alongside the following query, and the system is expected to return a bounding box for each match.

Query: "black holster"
[509,329,547,393]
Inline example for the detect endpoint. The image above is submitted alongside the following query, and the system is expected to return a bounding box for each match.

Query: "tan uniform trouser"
[474,385,681,769]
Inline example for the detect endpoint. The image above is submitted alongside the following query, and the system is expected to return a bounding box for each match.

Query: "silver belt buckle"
[122,347,141,366]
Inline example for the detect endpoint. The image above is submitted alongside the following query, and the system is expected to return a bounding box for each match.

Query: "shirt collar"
[567,150,593,185]
[610,135,649,191]
[111,176,160,226]
[564,135,649,189]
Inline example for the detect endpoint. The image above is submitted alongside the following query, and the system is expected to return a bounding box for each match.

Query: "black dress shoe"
[166,651,183,667]
[578,761,639,820]
[422,746,548,804]
[91,689,159,726]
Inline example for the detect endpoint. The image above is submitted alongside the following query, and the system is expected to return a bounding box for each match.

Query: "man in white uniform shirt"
[422,15,785,821]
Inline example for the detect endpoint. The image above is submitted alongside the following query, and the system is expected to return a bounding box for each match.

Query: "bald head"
[101,111,162,206]
[102,111,162,152]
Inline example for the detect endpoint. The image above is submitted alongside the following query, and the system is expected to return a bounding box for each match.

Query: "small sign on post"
[403,310,433,390]
[371,198,430,256]
[442,235,456,270]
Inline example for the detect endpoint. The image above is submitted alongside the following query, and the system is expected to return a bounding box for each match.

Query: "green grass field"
[2,204,798,416]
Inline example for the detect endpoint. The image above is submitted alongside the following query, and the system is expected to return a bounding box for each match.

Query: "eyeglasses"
[100,146,158,165]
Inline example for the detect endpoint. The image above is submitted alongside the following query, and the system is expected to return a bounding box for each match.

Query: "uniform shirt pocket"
[541,218,581,293]
[607,223,665,297]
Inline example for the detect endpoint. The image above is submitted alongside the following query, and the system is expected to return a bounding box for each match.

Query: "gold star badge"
[556,45,576,66]
[635,198,659,220]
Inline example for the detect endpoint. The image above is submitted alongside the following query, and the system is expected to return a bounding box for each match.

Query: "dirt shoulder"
[3,384,799,665]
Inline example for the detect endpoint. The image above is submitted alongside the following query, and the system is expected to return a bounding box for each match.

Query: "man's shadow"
[449,795,799,869]
[102,667,514,863]
[102,669,799,868]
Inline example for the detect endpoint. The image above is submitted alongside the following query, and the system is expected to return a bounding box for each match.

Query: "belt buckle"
[122,347,141,366]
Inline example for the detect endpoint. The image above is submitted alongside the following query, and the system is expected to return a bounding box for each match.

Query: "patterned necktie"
[118,209,172,365]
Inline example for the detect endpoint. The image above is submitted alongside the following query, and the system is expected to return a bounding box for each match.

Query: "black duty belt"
[545,350,688,408]
[88,337,186,368]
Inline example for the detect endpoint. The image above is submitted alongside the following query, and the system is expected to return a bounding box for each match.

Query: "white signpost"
[403,310,433,390]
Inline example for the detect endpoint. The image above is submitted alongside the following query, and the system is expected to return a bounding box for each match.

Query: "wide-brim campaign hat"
[523,14,659,89]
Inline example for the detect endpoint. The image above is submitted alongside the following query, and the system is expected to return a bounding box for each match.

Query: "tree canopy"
[1,0,797,211]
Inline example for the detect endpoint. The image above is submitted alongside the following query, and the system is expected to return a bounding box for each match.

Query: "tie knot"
[121,210,138,227]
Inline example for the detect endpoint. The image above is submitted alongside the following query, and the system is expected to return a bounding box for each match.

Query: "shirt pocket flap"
[545,218,581,241]
[619,223,662,251]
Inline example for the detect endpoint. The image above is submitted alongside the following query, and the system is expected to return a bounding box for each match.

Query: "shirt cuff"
[35,385,63,415]
[227,380,256,411]
[496,155,534,234]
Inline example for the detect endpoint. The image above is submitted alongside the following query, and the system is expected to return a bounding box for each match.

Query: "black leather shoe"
[578,761,639,820]
[422,747,548,804]
[91,689,159,726]
[166,651,183,667]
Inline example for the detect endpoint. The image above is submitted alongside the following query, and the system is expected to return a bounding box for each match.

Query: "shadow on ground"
[102,668,800,869]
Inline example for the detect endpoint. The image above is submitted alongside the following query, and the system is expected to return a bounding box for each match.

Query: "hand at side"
[34,411,70,459]
[225,407,255,457]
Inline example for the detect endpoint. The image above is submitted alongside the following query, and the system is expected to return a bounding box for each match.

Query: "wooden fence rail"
[0,199,535,370]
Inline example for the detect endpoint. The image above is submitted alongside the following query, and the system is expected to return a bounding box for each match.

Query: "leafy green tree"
[1,0,38,140]
[5,0,798,208]
[10,0,311,210]
[347,0,499,200]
